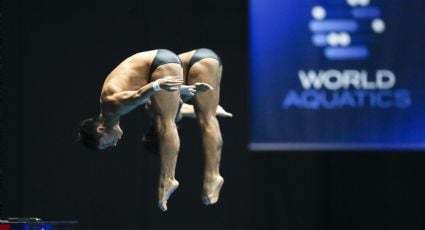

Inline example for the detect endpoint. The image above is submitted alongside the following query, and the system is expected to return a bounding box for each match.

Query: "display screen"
[249,0,425,150]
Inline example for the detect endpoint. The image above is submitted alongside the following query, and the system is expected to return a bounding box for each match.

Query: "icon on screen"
[309,0,385,60]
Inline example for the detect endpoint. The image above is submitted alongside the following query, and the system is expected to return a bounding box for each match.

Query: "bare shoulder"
[100,84,121,101]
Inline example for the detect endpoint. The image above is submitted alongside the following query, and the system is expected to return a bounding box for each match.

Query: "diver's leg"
[150,63,182,211]
[189,59,224,205]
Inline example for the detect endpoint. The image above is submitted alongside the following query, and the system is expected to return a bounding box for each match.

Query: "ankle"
[204,174,222,183]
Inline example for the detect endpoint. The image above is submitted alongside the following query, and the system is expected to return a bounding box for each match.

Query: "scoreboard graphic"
[249,0,425,150]
[309,0,385,60]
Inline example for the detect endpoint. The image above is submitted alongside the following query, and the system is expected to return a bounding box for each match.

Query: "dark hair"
[78,117,101,150]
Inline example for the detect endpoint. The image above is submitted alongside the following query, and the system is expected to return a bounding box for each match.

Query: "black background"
[2,0,424,230]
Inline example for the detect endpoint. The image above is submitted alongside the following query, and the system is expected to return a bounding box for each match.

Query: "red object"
[0,224,10,230]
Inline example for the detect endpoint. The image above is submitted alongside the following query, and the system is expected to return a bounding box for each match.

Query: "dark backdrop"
[2,0,424,230]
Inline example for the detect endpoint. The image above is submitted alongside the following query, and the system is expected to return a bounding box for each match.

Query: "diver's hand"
[180,83,213,96]
[157,76,183,91]
[194,82,213,93]
[180,85,197,96]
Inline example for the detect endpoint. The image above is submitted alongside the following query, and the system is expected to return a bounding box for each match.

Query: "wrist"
[152,79,161,91]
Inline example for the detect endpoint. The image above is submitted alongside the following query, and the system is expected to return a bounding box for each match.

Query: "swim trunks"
[185,48,222,84]
[149,49,182,82]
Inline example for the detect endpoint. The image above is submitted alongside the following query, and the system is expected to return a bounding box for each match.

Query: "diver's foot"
[158,178,179,212]
[216,105,233,117]
[201,176,224,205]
